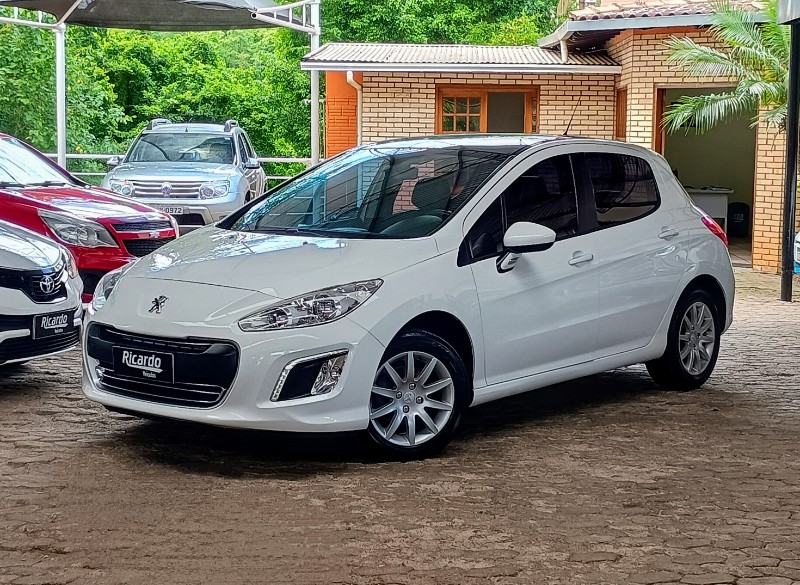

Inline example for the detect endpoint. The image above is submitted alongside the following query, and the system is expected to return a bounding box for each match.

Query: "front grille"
[173,213,206,226]
[0,264,67,303]
[86,324,239,408]
[0,314,32,332]
[123,237,175,257]
[130,180,202,198]
[112,221,173,232]
[0,328,79,363]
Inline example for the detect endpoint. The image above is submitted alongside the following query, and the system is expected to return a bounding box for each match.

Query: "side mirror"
[244,157,261,170]
[106,155,121,170]
[497,222,556,273]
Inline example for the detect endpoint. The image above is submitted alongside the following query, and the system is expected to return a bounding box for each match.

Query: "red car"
[0,134,177,302]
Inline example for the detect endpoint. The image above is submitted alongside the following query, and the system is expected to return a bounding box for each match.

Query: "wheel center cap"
[403,391,415,404]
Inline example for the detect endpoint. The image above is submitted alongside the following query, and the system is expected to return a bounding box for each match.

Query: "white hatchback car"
[82,136,734,458]
[1,220,83,366]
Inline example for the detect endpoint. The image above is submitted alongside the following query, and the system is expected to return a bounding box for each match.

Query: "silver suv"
[102,119,267,231]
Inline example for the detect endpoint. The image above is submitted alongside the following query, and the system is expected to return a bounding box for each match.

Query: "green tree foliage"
[663,0,787,134]
[1,0,559,163]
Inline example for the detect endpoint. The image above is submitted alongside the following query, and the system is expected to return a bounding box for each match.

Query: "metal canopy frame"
[0,0,322,167]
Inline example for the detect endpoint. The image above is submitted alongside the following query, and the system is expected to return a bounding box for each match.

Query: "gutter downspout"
[560,40,569,64]
[346,70,363,145]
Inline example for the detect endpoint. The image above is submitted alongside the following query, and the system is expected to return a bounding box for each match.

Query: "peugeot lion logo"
[160,182,172,196]
[39,275,56,294]
[149,295,168,314]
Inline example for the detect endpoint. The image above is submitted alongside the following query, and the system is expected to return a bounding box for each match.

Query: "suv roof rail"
[223,119,239,132]
[146,118,172,130]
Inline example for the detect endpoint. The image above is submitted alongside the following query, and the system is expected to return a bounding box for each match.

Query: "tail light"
[700,212,728,247]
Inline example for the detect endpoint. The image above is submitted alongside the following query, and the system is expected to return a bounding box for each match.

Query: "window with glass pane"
[441,95,482,134]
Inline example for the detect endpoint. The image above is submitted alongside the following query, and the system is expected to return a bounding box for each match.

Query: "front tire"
[367,330,470,460]
[646,288,722,391]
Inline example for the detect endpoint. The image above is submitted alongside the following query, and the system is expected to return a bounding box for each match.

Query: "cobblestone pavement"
[1,270,799,585]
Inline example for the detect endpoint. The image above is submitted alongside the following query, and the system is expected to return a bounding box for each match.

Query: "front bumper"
[81,312,386,433]
[0,305,82,365]
[137,194,243,228]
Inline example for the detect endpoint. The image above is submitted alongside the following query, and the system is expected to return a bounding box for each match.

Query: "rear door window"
[585,153,660,228]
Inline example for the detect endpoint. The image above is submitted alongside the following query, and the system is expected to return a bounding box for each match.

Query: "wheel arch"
[394,311,475,387]
[683,273,727,325]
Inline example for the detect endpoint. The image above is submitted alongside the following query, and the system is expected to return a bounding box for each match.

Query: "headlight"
[39,210,117,248]
[199,180,230,199]
[90,262,135,313]
[108,179,134,197]
[62,249,78,279]
[239,279,382,332]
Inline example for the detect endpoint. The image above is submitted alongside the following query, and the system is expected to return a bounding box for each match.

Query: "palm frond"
[663,91,759,134]
[664,37,746,78]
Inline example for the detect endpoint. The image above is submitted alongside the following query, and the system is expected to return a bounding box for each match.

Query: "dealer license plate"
[32,311,75,340]
[112,346,175,384]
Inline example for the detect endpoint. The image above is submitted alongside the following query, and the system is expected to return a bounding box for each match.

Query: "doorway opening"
[656,87,756,267]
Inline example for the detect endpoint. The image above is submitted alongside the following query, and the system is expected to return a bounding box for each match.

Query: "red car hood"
[6,185,167,221]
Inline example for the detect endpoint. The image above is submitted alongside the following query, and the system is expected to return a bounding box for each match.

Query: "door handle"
[659,228,680,240]
[568,252,594,266]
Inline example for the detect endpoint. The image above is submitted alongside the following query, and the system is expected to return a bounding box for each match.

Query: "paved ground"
[2,270,800,585]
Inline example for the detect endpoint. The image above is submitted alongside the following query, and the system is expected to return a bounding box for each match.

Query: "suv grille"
[130,180,202,198]
[86,325,239,408]
[112,221,173,232]
[0,264,68,303]
[123,237,175,257]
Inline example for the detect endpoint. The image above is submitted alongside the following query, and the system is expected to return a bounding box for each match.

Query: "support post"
[781,23,800,301]
[309,0,321,164]
[54,23,67,169]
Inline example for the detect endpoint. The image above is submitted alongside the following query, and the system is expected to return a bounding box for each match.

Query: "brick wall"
[360,72,616,143]
[324,71,361,158]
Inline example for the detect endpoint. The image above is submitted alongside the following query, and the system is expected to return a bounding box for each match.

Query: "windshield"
[0,138,73,187]
[227,145,519,239]
[127,133,235,164]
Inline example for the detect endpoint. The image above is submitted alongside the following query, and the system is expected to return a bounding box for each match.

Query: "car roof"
[143,123,234,135]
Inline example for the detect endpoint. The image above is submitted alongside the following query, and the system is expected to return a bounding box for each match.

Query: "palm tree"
[663,0,789,134]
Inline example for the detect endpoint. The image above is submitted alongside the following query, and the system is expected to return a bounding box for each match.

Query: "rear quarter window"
[585,152,660,228]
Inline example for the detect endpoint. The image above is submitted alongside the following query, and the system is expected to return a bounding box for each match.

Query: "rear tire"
[646,288,722,391]
[366,329,470,460]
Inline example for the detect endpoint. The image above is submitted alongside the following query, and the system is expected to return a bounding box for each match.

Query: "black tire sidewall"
[366,329,470,460]
[662,288,722,389]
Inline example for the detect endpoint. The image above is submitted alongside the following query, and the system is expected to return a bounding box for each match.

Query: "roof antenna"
[563,99,580,136]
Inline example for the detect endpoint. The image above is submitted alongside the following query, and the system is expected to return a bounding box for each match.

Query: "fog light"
[271,350,348,401]
[310,354,346,396]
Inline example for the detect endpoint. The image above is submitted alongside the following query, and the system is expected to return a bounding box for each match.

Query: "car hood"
[0,219,61,270]
[5,185,170,221]
[109,163,234,181]
[126,226,440,300]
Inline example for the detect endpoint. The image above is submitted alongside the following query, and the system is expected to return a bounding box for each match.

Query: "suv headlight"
[108,179,134,197]
[39,210,117,248]
[90,262,135,313]
[199,180,230,199]
[239,279,382,332]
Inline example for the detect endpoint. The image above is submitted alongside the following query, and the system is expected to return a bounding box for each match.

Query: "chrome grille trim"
[129,180,203,198]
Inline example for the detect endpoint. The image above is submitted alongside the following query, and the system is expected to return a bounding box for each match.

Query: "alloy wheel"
[370,351,455,447]
[678,301,716,376]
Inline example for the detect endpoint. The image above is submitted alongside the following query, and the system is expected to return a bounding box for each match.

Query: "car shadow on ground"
[106,365,660,477]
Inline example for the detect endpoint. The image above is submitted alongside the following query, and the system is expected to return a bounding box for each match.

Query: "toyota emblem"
[160,182,172,196]
[39,275,56,294]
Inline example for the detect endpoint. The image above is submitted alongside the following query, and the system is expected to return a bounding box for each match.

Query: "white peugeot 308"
[83,136,735,458]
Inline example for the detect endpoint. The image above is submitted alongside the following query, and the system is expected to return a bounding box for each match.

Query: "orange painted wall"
[324,71,361,158]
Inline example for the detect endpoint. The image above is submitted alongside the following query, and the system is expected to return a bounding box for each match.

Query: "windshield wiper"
[0,181,25,188]
[26,180,72,187]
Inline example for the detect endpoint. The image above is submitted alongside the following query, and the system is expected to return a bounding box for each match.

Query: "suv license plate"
[154,206,185,215]
[32,311,75,339]
[113,346,175,384]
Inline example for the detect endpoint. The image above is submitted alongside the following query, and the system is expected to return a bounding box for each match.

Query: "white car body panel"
[0,220,83,364]
[82,136,735,434]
